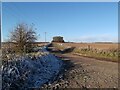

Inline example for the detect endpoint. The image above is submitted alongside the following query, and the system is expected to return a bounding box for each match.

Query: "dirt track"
[52,53,118,88]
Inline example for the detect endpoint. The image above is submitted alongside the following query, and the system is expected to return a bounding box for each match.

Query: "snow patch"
[2,50,63,89]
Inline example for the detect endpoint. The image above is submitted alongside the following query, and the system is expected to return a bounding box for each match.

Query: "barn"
[52,36,64,43]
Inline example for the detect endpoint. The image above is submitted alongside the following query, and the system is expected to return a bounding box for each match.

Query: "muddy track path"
[48,53,118,89]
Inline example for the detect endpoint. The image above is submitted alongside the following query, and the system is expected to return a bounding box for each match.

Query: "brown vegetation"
[56,42,118,50]
[50,42,119,62]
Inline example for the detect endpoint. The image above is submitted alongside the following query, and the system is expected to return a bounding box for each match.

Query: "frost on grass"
[2,51,63,90]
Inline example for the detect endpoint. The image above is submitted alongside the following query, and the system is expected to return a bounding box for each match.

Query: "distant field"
[56,43,118,50]
[51,42,119,62]
[2,42,119,62]
[1,42,49,49]
[34,42,49,47]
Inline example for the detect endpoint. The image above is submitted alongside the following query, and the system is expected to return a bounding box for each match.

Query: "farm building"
[52,36,64,42]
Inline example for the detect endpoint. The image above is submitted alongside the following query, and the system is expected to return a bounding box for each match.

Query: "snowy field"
[2,47,63,89]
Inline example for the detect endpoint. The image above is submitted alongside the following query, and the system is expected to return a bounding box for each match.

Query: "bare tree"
[10,23,37,53]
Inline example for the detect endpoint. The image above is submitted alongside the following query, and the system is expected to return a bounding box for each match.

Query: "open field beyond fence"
[51,42,119,62]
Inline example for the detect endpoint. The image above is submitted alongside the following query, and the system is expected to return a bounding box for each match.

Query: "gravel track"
[44,53,118,89]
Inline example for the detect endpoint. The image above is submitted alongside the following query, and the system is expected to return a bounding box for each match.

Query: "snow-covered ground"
[2,46,63,89]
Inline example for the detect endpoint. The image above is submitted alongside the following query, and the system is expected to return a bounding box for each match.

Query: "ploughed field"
[50,42,119,62]
[59,43,118,50]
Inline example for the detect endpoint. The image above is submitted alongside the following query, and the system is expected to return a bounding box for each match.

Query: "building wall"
[52,36,64,42]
